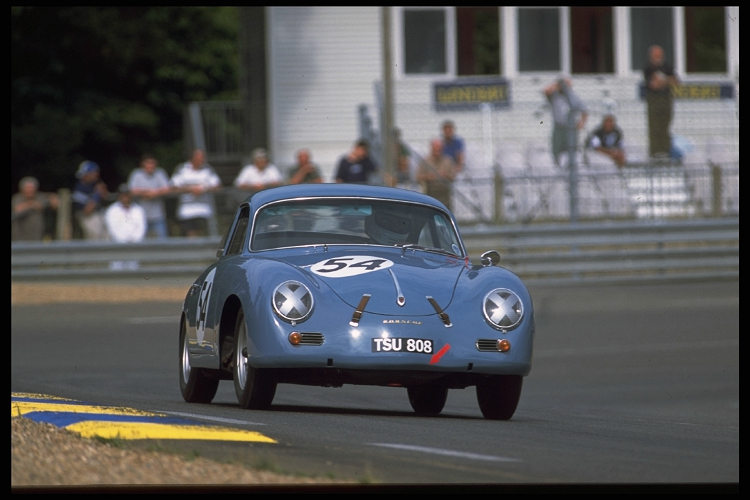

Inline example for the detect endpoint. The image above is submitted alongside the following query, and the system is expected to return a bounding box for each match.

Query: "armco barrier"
[11,217,738,286]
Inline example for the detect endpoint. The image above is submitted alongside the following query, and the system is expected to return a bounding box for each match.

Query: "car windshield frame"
[249,197,465,257]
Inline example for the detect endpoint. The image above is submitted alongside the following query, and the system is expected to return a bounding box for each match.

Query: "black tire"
[233,311,276,409]
[476,375,523,420]
[179,318,219,403]
[407,384,448,416]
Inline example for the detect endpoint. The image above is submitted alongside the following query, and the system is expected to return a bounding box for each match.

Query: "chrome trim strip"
[349,294,372,327]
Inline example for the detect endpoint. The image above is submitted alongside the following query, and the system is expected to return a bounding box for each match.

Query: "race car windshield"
[251,198,463,256]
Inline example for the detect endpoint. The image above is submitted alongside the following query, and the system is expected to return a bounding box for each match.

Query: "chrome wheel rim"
[181,325,191,382]
[235,317,248,391]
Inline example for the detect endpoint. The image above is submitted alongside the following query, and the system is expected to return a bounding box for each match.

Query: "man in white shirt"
[234,148,284,195]
[105,184,147,243]
[170,149,222,237]
[104,185,147,270]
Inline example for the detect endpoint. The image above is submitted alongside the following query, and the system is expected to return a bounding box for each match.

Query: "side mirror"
[480,250,501,267]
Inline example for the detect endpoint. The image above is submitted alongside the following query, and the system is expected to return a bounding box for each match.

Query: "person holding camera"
[544,77,588,168]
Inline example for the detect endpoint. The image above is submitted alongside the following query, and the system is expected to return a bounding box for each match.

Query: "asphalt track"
[10,278,739,488]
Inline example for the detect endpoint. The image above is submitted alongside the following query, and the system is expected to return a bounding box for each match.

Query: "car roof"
[245,183,448,211]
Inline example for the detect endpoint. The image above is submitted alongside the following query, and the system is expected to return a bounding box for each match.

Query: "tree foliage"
[11,6,239,194]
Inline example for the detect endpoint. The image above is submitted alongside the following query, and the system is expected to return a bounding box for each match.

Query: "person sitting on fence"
[585,114,626,168]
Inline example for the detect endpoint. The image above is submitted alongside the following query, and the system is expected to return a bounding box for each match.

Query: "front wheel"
[476,375,523,420]
[407,384,448,416]
[179,318,219,403]
[233,311,276,409]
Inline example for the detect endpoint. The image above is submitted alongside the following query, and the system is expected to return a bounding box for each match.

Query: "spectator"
[72,160,110,240]
[544,77,588,167]
[170,149,221,238]
[335,139,378,184]
[104,184,146,243]
[11,176,59,242]
[235,148,285,194]
[127,153,171,238]
[287,148,323,184]
[643,44,679,159]
[417,138,459,210]
[585,114,627,168]
[440,120,466,172]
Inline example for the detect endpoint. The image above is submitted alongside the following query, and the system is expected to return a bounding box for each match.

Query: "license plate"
[371,338,433,354]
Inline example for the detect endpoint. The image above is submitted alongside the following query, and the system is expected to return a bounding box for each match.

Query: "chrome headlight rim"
[272,280,314,323]
[482,288,524,331]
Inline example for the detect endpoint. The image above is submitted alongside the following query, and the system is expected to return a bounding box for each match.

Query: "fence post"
[56,188,72,241]
[493,170,504,224]
[711,163,722,217]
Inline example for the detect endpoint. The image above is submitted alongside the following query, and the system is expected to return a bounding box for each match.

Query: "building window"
[456,7,500,76]
[685,6,726,73]
[518,7,560,72]
[570,7,614,74]
[403,8,446,74]
[630,7,674,73]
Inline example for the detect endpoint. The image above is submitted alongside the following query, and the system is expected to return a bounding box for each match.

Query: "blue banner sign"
[639,82,735,100]
[434,78,510,111]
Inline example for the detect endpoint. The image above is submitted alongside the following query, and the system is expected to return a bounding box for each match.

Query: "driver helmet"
[365,208,411,245]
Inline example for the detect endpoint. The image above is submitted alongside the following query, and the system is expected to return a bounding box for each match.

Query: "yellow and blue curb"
[11,392,276,443]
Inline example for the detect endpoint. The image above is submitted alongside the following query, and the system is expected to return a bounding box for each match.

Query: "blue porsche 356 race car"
[179,183,534,420]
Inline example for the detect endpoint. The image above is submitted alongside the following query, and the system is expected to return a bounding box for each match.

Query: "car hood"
[274,248,468,316]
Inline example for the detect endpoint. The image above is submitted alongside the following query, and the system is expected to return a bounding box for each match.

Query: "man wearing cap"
[72,160,110,240]
[235,147,284,195]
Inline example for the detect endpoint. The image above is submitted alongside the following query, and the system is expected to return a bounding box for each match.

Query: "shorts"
[179,217,208,236]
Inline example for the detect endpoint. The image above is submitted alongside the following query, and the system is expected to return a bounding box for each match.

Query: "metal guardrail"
[11,217,738,286]
[460,217,739,286]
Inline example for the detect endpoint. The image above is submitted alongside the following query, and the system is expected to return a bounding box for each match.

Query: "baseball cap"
[76,161,100,178]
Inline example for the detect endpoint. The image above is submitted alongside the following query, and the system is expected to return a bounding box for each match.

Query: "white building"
[256,6,738,182]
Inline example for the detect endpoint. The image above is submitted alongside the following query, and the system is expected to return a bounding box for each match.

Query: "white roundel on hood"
[309,255,394,278]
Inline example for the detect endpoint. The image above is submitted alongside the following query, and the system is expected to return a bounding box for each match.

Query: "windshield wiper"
[396,243,459,258]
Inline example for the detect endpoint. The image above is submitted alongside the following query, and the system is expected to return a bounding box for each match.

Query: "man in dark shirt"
[643,45,679,159]
[335,139,378,184]
[72,161,110,240]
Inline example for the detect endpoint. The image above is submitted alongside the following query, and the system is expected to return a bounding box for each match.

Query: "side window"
[225,207,250,256]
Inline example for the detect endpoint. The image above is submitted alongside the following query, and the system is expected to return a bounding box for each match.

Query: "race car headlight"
[482,288,524,331]
[272,280,314,324]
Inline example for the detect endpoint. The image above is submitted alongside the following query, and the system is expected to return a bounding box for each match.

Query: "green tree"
[11,6,239,194]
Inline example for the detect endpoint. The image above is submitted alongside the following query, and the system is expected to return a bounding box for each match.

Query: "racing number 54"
[315,257,387,273]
